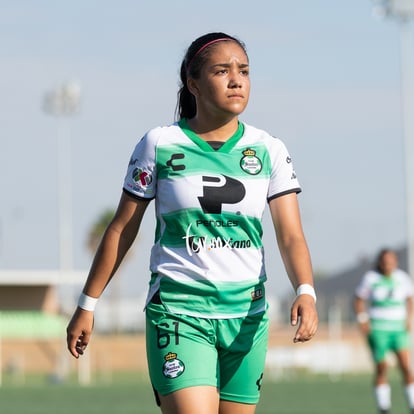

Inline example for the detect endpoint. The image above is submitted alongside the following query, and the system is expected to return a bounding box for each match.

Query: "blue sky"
[1,0,412,298]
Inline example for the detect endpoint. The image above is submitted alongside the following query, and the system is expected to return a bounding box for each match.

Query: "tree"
[86,208,115,255]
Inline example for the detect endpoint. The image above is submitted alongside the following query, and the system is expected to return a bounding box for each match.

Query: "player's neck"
[186,116,239,142]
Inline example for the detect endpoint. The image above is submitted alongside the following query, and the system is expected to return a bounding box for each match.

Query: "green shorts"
[368,330,410,363]
[145,300,269,405]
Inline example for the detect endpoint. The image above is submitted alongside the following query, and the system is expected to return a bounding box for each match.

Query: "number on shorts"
[156,321,180,349]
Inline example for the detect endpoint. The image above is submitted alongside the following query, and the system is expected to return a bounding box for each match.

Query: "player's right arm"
[353,295,370,334]
[66,192,151,358]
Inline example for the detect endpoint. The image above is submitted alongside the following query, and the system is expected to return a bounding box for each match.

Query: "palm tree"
[86,208,115,254]
[86,207,137,261]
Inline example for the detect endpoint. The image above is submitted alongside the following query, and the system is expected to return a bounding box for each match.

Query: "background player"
[354,248,414,414]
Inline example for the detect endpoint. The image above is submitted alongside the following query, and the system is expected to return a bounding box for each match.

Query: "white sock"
[375,384,391,410]
[405,383,414,409]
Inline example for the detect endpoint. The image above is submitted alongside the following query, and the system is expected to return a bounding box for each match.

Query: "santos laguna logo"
[162,352,185,379]
[183,223,251,256]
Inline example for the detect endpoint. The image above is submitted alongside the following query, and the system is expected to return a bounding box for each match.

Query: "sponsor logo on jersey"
[251,287,264,301]
[240,148,262,175]
[183,223,251,256]
[372,286,396,301]
[198,175,246,214]
[132,167,152,186]
[128,157,138,166]
[162,352,185,379]
[195,219,239,227]
[286,156,297,179]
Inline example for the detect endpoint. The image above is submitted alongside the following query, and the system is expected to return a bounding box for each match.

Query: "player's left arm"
[269,192,318,343]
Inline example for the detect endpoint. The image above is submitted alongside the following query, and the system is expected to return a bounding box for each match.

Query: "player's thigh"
[146,302,219,397]
[395,347,411,369]
[368,330,389,363]
[159,385,219,414]
[219,399,257,414]
[218,310,268,405]
[158,386,258,414]
[393,332,411,369]
[392,331,410,352]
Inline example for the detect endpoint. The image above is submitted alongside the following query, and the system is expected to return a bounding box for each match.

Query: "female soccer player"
[66,32,318,414]
[355,248,414,414]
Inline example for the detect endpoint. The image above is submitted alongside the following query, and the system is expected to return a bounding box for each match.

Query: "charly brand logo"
[183,223,251,256]
[240,148,262,175]
[256,373,264,391]
[162,352,185,379]
[132,167,152,186]
[166,153,186,171]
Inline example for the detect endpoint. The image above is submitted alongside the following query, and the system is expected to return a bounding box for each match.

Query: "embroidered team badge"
[240,148,262,175]
[162,352,185,379]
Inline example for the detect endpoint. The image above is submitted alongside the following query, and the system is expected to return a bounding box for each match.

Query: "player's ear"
[187,78,199,97]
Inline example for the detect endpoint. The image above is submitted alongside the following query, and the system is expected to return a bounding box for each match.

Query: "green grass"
[0,372,410,413]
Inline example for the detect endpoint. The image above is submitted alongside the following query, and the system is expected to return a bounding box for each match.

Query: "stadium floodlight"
[372,0,414,19]
[371,0,414,276]
[43,81,81,272]
[43,81,81,117]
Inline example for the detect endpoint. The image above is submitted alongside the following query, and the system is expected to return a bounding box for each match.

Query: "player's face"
[190,41,250,119]
[379,251,398,276]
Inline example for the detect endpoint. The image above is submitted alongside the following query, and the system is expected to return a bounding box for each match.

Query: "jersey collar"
[178,118,244,153]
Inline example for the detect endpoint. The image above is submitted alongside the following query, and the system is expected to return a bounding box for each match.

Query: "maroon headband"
[186,38,230,72]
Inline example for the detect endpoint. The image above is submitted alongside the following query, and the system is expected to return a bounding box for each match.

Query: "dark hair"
[374,248,396,273]
[175,32,248,121]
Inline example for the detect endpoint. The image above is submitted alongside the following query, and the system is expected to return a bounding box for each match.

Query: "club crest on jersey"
[132,167,152,187]
[162,352,185,379]
[240,148,262,175]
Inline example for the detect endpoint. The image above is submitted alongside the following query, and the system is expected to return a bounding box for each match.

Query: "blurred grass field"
[0,372,410,414]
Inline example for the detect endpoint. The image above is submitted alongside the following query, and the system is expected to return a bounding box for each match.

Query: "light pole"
[372,0,414,275]
[43,81,81,272]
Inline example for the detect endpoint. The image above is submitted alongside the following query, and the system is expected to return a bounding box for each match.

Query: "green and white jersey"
[355,269,414,331]
[123,119,301,318]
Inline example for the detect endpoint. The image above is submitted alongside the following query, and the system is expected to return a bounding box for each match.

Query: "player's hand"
[291,294,318,343]
[66,307,94,358]
[358,321,371,335]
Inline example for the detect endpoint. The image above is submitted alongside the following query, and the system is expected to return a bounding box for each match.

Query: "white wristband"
[78,293,98,312]
[296,284,317,303]
[356,312,370,324]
